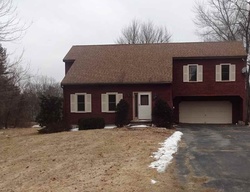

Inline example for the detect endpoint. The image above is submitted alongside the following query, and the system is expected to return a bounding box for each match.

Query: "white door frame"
[133,92,152,120]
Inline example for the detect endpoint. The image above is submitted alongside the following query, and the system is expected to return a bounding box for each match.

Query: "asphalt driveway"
[175,125,250,192]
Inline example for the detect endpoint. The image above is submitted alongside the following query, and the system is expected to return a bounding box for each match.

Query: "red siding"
[172,58,246,123]
[173,58,246,97]
[63,84,172,125]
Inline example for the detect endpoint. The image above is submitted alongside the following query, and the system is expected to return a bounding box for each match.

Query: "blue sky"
[3,0,200,82]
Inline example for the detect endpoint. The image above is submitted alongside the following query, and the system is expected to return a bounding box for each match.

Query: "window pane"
[109,103,116,111]
[189,65,197,81]
[77,95,85,111]
[109,95,116,103]
[222,65,229,81]
[78,103,85,111]
[108,94,116,111]
[78,95,85,102]
[141,95,149,105]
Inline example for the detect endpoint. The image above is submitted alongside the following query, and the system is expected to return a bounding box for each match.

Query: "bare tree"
[0,43,61,128]
[0,44,31,128]
[116,20,171,44]
[0,1,33,128]
[194,0,250,52]
[0,0,27,42]
[23,75,62,122]
[26,75,62,97]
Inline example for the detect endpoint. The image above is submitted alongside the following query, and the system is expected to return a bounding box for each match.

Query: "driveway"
[175,125,250,192]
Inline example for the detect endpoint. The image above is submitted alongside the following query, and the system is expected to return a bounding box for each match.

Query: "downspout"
[245,61,249,125]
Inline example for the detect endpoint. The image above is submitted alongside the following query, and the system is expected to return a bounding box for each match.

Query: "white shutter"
[116,93,123,104]
[183,65,189,82]
[85,94,92,112]
[216,65,221,81]
[197,65,203,82]
[101,94,108,112]
[70,94,77,113]
[230,64,236,81]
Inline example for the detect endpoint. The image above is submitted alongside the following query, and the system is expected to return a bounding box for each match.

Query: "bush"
[115,99,129,127]
[152,98,173,128]
[36,95,63,127]
[38,121,70,134]
[78,117,105,130]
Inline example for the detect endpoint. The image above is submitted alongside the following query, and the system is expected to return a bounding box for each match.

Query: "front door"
[138,92,152,120]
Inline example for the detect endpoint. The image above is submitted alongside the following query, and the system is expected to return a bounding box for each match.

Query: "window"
[70,93,91,113]
[221,65,230,81]
[77,95,85,111]
[216,64,235,82]
[189,65,197,81]
[140,95,149,105]
[108,94,116,111]
[183,64,203,82]
[101,92,123,112]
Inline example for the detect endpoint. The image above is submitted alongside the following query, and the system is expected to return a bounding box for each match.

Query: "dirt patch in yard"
[0,127,214,192]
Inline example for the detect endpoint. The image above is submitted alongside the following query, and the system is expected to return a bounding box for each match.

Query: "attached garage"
[179,101,232,124]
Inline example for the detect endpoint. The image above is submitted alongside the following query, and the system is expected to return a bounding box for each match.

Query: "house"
[61,41,247,125]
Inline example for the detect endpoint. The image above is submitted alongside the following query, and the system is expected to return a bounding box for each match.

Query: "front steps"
[127,120,153,127]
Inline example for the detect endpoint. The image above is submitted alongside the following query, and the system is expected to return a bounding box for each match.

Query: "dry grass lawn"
[0,127,214,192]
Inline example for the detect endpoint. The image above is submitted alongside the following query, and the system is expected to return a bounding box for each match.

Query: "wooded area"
[0,0,61,128]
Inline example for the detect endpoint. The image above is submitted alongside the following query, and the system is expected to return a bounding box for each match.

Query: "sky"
[3,0,200,82]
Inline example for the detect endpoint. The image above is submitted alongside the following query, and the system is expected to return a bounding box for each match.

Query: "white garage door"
[179,101,232,124]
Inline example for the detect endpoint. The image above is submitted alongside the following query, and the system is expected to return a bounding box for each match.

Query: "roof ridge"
[71,41,243,48]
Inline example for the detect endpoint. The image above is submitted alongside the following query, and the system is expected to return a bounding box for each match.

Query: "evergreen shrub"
[78,117,105,130]
[152,98,173,128]
[36,95,63,127]
[115,99,129,127]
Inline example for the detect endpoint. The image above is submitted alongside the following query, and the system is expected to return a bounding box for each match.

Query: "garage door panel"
[179,101,232,124]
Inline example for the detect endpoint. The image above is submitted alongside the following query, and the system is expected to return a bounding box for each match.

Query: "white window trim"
[183,64,203,82]
[101,92,123,113]
[70,93,92,113]
[216,63,236,82]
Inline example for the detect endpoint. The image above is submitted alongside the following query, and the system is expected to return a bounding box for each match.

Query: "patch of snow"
[104,125,117,129]
[149,131,183,173]
[151,179,157,184]
[130,124,149,128]
[32,125,41,128]
[70,128,79,132]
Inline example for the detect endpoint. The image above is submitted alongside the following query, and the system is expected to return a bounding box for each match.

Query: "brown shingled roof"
[61,41,246,85]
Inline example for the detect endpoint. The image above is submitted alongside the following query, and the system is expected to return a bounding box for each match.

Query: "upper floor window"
[183,64,203,82]
[101,92,123,112]
[216,64,235,82]
[189,65,197,81]
[70,93,92,113]
[221,65,230,80]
